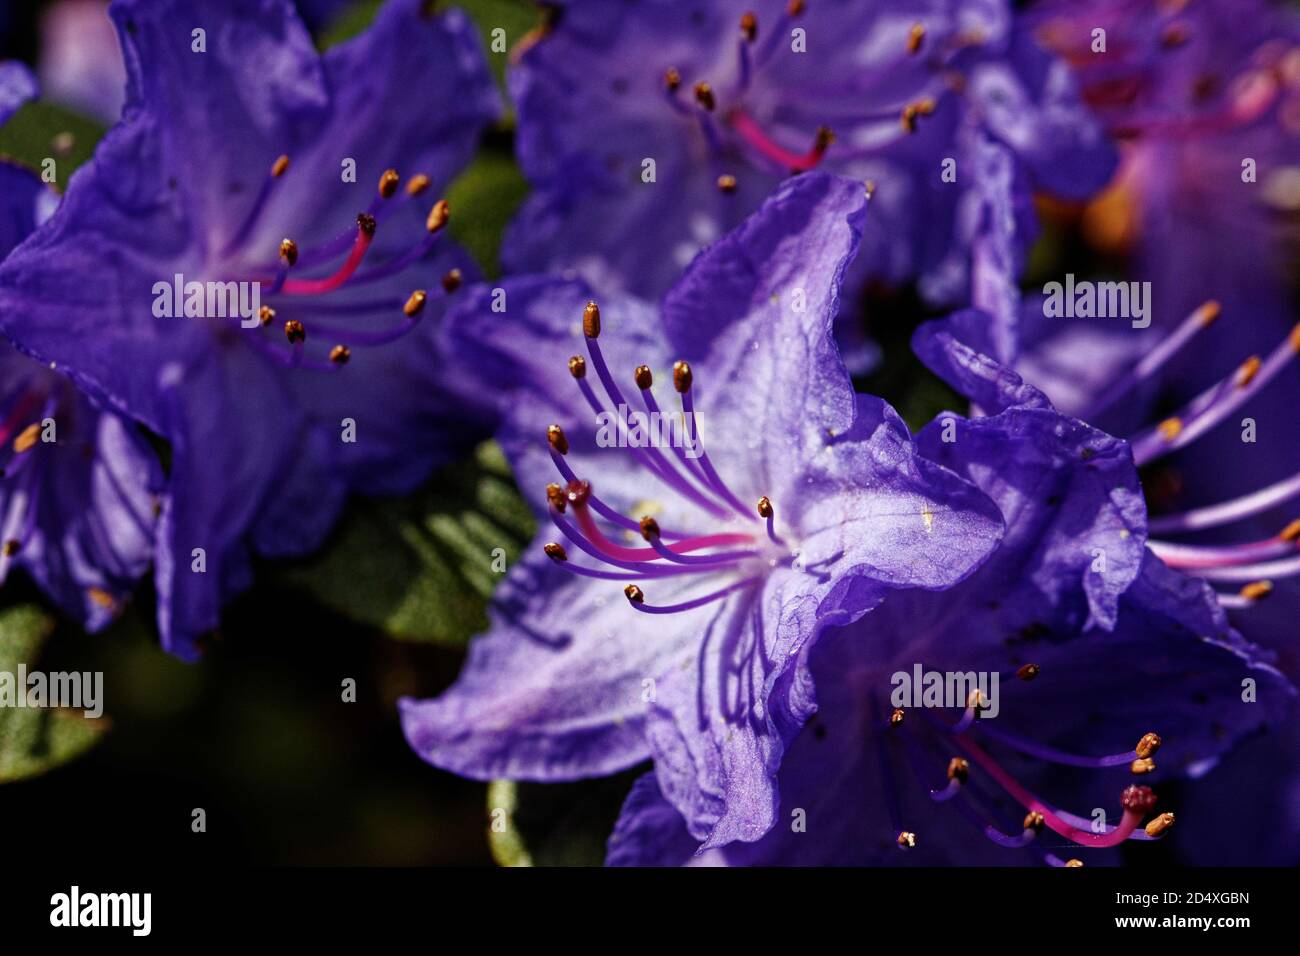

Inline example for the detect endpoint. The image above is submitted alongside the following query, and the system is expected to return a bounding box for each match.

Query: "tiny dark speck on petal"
[813,724,827,741]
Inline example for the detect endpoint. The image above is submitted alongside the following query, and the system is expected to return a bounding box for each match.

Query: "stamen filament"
[626,576,760,614]
[1148,469,1300,534]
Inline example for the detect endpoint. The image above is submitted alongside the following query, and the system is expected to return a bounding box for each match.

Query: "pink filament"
[572,503,752,563]
[279,228,374,295]
[727,107,828,171]
[956,734,1141,848]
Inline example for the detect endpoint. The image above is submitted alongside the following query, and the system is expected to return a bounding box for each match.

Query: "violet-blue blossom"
[606,314,1291,865]
[401,172,1006,849]
[0,0,501,658]
[503,0,1114,312]
[1,61,158,630]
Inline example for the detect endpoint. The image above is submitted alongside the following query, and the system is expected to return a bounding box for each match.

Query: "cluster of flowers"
[1,0,1297,864]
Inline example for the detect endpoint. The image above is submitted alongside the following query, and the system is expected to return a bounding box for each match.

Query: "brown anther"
[907,23,925,54]
[1144,812,1175,838]
[693,82,715,111]
[2,539,20,557]
[813,126,835,153]
[1281,519,1300,542]
[1240,580,1274,601]
[403,290,428,317]
[13,423,40,454]
[258,305,276,326]
[897,831,916,849]
[1136,732,1162,759]
[547,424,569,455]
[1023,811,1045,832]
[568,355,587,379]
[271,154,291,178]
[405,173,431,196]
[1160,23,1189,48]
[966,689,986,711]
[279,238,299,267]
[664,67,681,92]
[87,587,117,609]
[426,198,451,233]
[673,360,693,393]
[639,516,661,541]
[716,174,738,194]
[1196,299,1222,326]
[1290,323,1300,352]
[378,168,401,199]
[284,319,306,345]
[624,584,645,605]
[1120,784,1157,814]
[786,0,805,15]
[1064,859,1084,868]
[633,365,653,390]
[543,542,568,561]
[441,268,463,293]
[1130,757,1157,775]
[583,300,601,338]
[1016,663,1040,681]
[757,496,774,519]
[947,757,969,783]
[889,707,905,727]
[901,97,936,132]
[565,479,591,507]
[1157,417,1183,442]
[329,345,351,365]
[356,212,377,237]
[1235,356,1262,387]
[545,482,567,512]
[740,12,757,42]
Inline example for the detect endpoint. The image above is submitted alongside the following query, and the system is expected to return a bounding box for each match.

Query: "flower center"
[540,300,798,613]
[882,677,1171,865]
[215,158,462,371]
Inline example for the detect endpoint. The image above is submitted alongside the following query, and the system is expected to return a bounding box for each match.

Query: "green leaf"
[486,773,643,867]
[280,442,535,647]
[0,101,106,187]
[0,605,110,783]
[446,149,529,279]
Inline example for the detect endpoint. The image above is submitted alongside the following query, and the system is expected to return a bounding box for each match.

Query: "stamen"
[956,734,1157,848]
[1131,324,1300,465]
[728,108,835,172]
[623,576,760,614]
[968,721,1141,769]
[900,98,936,133]
[329,345,350,365]
[277,215,374,295]
[220,154,291,257]
[280,238,299,267]
[757,496,785,544]
[378,168,401,200]
[1199,553,1300,583]
[1081,300,1221,419]
[284,319,306,344]
[1149,531,1299,570]
[694,82,716,111]
[673,362,756,518]
[896,831,917,849]
[405,174,431,196]
[1145,813,1175,838]
[1016,663,1040,681]
[1149,469,1300,534]
[716,174,738,193]
[441,268,463,293]
[664,67,681,92]
[739,12,757,43]
[907,23,925,55]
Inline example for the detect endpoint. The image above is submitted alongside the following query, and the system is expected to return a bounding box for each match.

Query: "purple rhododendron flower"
[605,315,1290,865]
[503,0,1114,314]
[401,172,1007,849]
[0,0,501,658]
[0,62,158,630]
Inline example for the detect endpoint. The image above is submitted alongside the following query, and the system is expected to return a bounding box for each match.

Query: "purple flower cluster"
[0,0,1296,866]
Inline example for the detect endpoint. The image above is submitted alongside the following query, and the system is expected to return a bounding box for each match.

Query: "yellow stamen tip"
[271,154,290,178]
